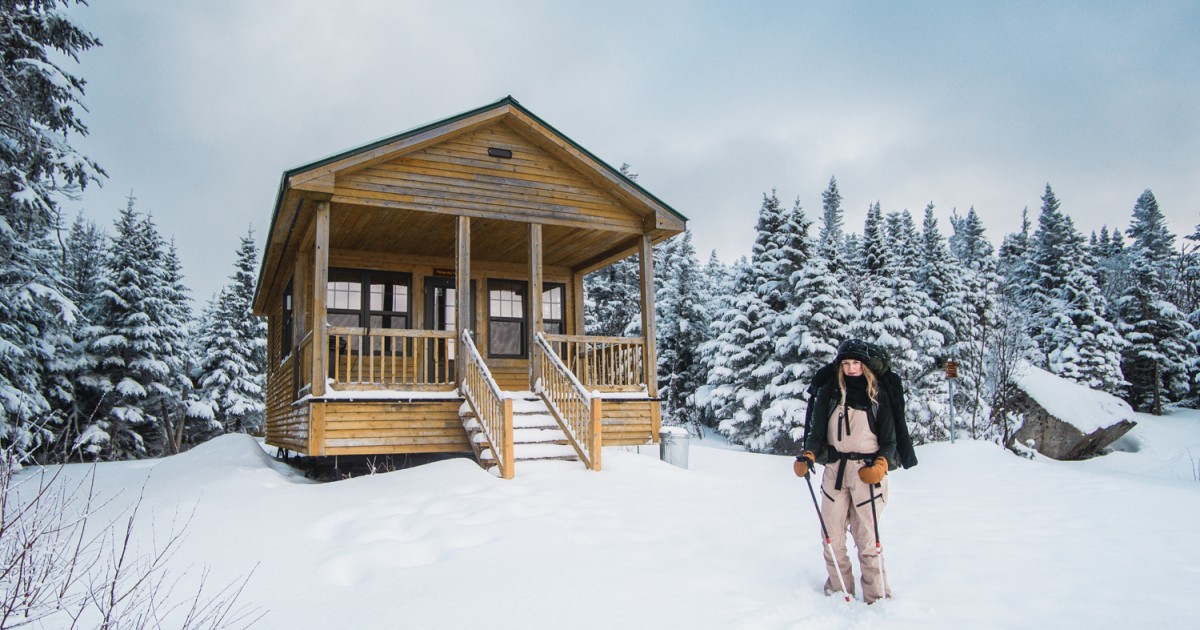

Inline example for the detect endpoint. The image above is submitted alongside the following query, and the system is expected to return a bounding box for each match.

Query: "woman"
[793,338,897,603]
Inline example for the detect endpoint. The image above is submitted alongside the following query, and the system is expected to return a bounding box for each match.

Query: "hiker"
[793,338,898,603]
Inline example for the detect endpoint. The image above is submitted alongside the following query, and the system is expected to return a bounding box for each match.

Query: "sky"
[60,0,1200,302]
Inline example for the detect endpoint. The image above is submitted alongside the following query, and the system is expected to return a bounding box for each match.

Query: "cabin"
[252,97,686,478]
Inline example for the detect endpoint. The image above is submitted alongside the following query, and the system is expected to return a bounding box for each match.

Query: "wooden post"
[638,233,658,395]
[571,271,585,336]
[456,216,471,387]
[293,248,310,352]
[311,201,330,398]
[501,398,514,479]
[590,397,603,471]
[310,402,326,456]
[529,224,543,390]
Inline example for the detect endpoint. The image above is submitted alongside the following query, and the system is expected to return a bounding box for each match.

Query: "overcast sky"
[62,0,1200,303]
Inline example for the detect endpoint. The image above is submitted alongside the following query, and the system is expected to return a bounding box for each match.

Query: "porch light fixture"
[487,147,513,158]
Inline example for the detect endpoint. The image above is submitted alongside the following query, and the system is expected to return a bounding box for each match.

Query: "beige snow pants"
[819,405,891,603]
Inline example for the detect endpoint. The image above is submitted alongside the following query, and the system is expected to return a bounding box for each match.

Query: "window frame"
[487,278,528,359]
[542,282,566,336]
[280,277,294,359]
[326,268,412,331]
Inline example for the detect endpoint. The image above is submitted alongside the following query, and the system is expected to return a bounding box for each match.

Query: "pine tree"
[76,198,172,459]
[765,244,854,452]
[1029,195,1128,395]
[156,239,196,451]
[817,176,846,276]
[0,0,101,456]
[654,230,711,429]
[950,208,1003,437]
[584,257,640,336]
[1116,190,1195,413]
[193,230,267,435]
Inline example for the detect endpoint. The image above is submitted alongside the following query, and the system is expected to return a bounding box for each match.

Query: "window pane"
[545,321,563,335]
[370,283,384,311]
[329,313,358,327]
[543,286,562,320]
[328,281,360,311]
[489,321,522,356]
[393,284,408,311]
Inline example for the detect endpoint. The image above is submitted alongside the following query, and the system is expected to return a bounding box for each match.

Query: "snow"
[1014,363,1135,433]
[13,409,1200,628]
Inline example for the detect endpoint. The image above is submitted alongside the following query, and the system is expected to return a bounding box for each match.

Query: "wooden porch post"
[529,224,543,390]
[638,233,658,396]
[571,271,585,335]
[456,216,471,386]
[311,201,330,398]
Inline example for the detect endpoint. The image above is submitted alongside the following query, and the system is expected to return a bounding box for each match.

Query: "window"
[281,278,294,358]
[488,279,527,358]
[327,268,411,330]
[542,283,565,335]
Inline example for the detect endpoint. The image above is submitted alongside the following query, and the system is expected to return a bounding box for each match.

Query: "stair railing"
[459,329,513,479]
[533,332,602,471]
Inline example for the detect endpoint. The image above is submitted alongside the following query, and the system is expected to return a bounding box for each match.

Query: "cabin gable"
[333,120,645,236]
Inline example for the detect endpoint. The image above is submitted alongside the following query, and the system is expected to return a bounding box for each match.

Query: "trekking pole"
[802,471,852,603]
[867,481,889,600]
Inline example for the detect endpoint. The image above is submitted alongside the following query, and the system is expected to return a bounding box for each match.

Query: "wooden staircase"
[461,392,580,474]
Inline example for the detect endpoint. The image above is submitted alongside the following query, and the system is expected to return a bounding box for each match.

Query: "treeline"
[588,178,1200,453]
[0,3,268,464]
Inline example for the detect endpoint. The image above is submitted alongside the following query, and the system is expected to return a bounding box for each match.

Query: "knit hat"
[834,338,871,364]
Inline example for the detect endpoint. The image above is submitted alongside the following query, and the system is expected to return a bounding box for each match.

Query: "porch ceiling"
[328,202,641,270]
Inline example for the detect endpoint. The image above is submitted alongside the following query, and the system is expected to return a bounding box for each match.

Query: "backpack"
[802,342,919,469]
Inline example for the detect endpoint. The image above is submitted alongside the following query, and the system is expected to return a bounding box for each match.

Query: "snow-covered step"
[471,427,568,446]
[512,413,558,429]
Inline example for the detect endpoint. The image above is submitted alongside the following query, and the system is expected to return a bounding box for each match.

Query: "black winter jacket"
[801,378,899,471]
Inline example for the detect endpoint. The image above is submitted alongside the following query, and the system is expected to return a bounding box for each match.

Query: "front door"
[424,277,473,380]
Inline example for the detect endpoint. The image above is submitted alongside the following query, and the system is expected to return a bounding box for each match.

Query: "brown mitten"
[858,457,888,484]
[793,451,815,477]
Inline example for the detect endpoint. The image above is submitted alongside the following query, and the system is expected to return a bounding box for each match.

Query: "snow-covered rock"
[1008,364,1137,460]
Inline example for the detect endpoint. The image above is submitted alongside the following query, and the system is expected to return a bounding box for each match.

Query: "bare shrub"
[0,450,263,628]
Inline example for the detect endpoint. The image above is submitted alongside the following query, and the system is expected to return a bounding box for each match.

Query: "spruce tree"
[0,0,101,456]
[77,198,172,459]
[193,230,267,435]
[1116,190,1195,412]
[654,230,711,429]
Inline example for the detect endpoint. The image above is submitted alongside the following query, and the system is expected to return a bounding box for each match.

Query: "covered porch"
[255,97,686,478]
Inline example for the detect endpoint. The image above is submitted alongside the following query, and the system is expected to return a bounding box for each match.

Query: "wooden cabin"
[252,97,686,478]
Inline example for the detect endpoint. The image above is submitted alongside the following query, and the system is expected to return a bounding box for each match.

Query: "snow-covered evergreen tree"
[0,1,101,457]
[817,176,847,277]
[156,239,197,450]
[584,257,640,336]
[1115,190,1195,413]
[949,208,1003,437]
[193,230,267,435]
[1026,189,1127,395]
[654,230,711,429]
[76,198,173,459]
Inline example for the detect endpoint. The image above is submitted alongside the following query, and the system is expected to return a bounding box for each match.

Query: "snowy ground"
[13,409,1200,628]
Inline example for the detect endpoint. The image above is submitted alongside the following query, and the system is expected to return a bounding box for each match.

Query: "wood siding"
[600,398,659,446]
[334,122,644,235]
[487,360,530,391]
[266,353,309,453]
[319,400,470,456]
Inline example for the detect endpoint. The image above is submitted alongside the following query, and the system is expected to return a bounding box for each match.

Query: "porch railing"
[534,332,602,471]
[541,334,645,391]
[460,329,514,479]
[326,326,457,390]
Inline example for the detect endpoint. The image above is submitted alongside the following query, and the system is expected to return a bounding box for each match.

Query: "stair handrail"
[460,329,513,479]
[533,332,602,471]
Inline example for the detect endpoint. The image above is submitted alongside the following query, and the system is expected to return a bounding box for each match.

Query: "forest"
[3,2,1197,465]
[588,177,1200,454]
